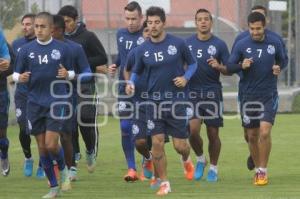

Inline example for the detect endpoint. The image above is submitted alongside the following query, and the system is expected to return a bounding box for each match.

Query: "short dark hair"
[53,15,65,32]
[21,13,36,22]
[35,12,53,25]
[251,5,267,16]
[195,8,212,21]
[247,12,266,26]
[124,1,142,15]
[146,6,166,23]
[142,20,147,29]
[57,5,78,20]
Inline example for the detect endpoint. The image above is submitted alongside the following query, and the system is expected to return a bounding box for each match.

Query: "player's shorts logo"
[51,49,61,60]
[147,120,155,130]
[132,124,140,136]
[207,45,217,56]
[16,108,22,118]
[243,115,250,125]
[168,45,177,55]
[137,37,145,45]
[267,45,275,55]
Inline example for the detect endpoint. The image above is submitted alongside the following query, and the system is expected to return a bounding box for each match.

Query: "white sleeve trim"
[67,70,75,80]
[12,72,20,83]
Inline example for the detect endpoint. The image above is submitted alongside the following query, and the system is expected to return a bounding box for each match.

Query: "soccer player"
[0,29,11,177]
[186,8,230,182]
[232,5,288,171]
[58,5,108,172]
[13,12,74,197]
[126,6,196,195]
[108,1,145,182]
[12,13,45,178]
[227,12,285,186]
[52,14,92,181]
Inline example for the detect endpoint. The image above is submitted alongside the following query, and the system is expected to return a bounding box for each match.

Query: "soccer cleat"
[256,171,268,186]
[24,158,34,177]
[206,169,218,182]
[1,157,10,177]
[69,166,78,181]
[247,155,255,171]
[124,168,139,182]
[142,158,153,179]
[183,160,195,180]
[60,167,71,191]
[42,186,60,198]
[75,153,81,165]
[194,161,206,180]
[36,166,46,179]
[156,181,171,196]
[253,172,258,185]
[86,152,96,173]
[150,177,161,189]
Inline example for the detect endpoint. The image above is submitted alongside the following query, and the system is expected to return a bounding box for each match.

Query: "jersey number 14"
[38,55,48,64]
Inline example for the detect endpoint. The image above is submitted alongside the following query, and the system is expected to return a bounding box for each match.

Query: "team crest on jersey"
[51,49,61,60]
[267,45,275,55]
[147,120,155,130]
[132,124,140,136]
[137,37,145,45]
[144,51,149,57]
[167,45,177,55]
[16,108,22,118]
[207,45,217,56]
[29,52,35,59]
[119,36,124,43]
[118,101,126,112]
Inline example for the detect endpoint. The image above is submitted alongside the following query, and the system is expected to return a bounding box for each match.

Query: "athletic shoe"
[206,169,218,182]
[23,158,33,177]
[124,168,139,182]
[253,172,258,185]
[86,152,96,173]
[256,171,268,186]
[156,181,171,196]
[75,153,81,165]
[183,160,194,180]
[69,166,78,181]
[42,186,60,198]
[36,166,46,179]
[1,157,10,176]
[247,155,255,171]
[142,158,153,179]
[60,167,71,191]
[150,177,161,189]
[194,161,206,180]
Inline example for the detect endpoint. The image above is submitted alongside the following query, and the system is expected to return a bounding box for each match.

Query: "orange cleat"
[123,169,139,182]
[183,160,195,180]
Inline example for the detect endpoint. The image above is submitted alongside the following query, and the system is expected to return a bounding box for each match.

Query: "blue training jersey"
[232,29,288,69]
[228,34,285,95]
[186,34,229,90]
[12,37,36,94]
[14,38,73,107]
[133,34,196,101]
[64,39,91,88]
[0,30,10,60]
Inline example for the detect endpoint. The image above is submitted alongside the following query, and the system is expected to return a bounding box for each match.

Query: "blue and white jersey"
[186,34,229,90]
[133,34,196,101]
[232,29,288,69]
[12,37,36,94]
[228,34,285,95]
[14,38,73,107]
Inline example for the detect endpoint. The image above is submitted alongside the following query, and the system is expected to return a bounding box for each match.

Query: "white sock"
[255,168,259,173]
[25,157,33,161]
[258,167,267,173]
[209,164,218,174]
[196,154,206,163]
[145,152,152,161]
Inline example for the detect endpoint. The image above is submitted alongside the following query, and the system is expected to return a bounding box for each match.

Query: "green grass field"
[1,114,299,199]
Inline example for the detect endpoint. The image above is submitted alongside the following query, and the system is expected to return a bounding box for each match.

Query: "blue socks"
[0,138,9,159]
[120,119,136,170]
[40,155,58,187]
[50,147,66,171]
